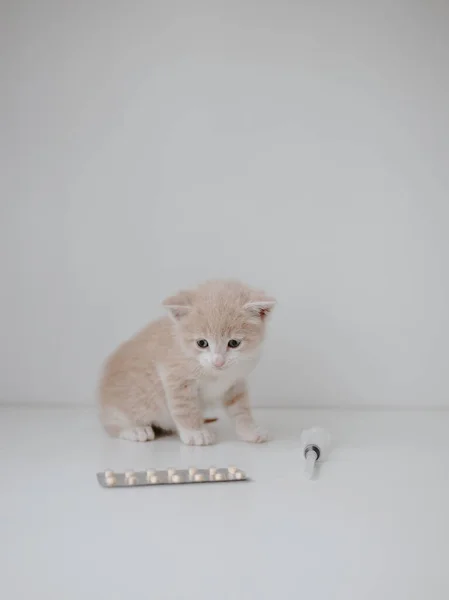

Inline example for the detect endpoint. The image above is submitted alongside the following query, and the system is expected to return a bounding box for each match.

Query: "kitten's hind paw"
[118,426,155,442]
[178,428,216,446]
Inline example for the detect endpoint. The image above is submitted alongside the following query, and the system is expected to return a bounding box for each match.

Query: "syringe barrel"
[304,450,318,479]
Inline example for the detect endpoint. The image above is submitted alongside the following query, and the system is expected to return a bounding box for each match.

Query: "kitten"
[99,279,275,445]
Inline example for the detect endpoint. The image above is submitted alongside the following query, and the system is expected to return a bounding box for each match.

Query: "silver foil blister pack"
[97,466,248,488]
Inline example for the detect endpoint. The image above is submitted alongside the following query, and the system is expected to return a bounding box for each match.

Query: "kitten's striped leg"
[165,379,216,446]
[224,383,269,443]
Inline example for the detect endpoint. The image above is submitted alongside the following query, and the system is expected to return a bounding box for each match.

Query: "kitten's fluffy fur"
[99,280,275,445]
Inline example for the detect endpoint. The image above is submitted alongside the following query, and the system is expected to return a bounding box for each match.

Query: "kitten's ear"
[244,296,276,320]
[162,291,193,321]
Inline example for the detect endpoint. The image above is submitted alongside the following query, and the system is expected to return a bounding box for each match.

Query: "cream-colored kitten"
[99,279,275,445]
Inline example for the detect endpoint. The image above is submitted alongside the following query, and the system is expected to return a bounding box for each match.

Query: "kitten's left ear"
[162,290,193,321]
[244,297,276,320]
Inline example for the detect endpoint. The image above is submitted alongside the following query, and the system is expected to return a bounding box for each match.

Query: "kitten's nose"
[212,354,225,368]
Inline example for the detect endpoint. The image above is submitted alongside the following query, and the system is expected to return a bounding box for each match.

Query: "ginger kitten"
[99,280,275,445]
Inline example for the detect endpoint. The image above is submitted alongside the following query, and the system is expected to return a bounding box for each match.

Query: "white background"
[2,407,448,600]
[1,0,448,408]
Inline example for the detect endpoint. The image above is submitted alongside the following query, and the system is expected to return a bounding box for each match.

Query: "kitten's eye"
[196,339,209,348]
[228,339,241,348]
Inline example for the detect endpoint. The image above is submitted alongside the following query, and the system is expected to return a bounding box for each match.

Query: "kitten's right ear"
[244,295,276,320]
[162,291,192,322]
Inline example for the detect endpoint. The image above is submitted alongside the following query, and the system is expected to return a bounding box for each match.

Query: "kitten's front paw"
[237,424,270,443]
[179,428,216,446]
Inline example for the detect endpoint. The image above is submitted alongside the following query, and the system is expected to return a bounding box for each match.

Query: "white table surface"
[1,407,448,600]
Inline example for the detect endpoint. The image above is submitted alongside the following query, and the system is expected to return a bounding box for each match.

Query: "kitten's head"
[163,280,275,372]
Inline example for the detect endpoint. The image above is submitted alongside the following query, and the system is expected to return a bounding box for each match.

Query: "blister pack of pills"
[97,466,248,488]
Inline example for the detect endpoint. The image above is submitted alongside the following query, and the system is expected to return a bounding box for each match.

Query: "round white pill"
[209,466,217,476]
[194,473,204,482]
[214,473,224,481]
[235,471,245,480]
[104,469,114,477]
[149,475,159,484]
[188,467,197,476]
[105,476,116,486]
[172,474,182,483]
[125,470,134,478]
[228,466,237,474]
[146,469,156,478]
[167,468,176,477]
[127,476,137,485]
